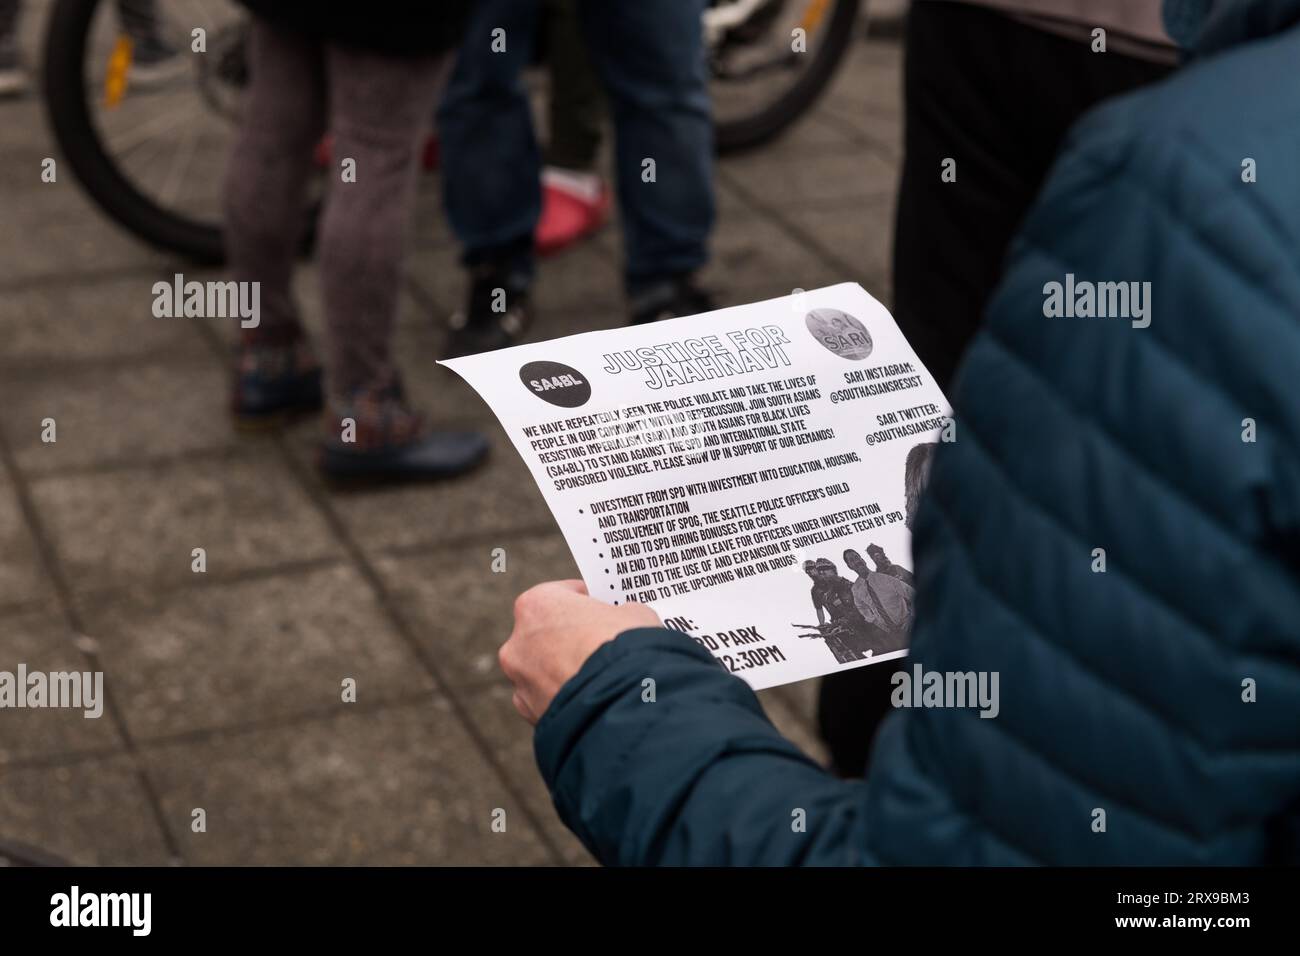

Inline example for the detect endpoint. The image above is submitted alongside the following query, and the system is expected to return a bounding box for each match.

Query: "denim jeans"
[437,0,715,295]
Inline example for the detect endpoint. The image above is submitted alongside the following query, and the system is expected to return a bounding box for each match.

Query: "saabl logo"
[805,307,872,360]
[519,360,591,408]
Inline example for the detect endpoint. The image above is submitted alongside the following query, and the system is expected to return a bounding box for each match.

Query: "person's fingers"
[513,581,589,629]
[511,690,535,724]
[497,638,516,680]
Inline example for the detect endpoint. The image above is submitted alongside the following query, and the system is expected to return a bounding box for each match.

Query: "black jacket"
[235,1,476,57]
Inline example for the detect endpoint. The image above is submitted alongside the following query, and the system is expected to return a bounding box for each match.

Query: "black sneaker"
[444,267,532,358]
[629,274,716,324]
[319,387,489,484]
[231,336,323,430]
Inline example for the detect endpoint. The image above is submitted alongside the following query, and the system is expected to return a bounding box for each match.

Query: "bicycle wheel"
[42,0,303,264]
[709,0,862,154]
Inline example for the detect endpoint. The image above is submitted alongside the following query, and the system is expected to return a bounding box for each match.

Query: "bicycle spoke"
[158,114,203,206]
[183,0,215,37]
[118,123,175,178]
[104,98,202,155]
[190,0,224,30]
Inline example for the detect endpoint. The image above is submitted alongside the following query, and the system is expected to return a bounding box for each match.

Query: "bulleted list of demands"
[440,283,950,689]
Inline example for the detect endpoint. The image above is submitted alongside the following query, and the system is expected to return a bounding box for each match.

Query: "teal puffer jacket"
[533,0,1300,865]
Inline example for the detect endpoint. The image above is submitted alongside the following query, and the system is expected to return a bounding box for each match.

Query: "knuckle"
[512,586,535,620]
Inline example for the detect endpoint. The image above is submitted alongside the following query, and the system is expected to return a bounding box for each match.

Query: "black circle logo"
[519,360,592,407]
[805,308,872,361]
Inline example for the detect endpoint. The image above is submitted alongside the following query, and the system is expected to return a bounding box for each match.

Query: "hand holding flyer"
[440,283,950,690]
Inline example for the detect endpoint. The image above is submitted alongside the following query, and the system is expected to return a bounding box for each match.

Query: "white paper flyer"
[440,283,951,690]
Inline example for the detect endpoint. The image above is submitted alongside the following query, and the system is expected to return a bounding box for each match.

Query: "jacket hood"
[1165,0,1300,56]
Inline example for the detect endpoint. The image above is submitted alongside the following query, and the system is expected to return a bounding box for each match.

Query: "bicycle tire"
[713,0,861,154]
[44,0,227,263]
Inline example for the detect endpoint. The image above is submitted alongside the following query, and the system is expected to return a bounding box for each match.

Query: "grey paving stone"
[1,162,147,236]
[28,451,343,598]
[0,476,52,608]
[408,176,458,251]
[343,317,503,426]
[1,359,237,475]
[401,252,461,325]
[720,147,897,211]
[532,242,623,315]
[0,608,126,764]
[143,699,555,865]
[825,36,905,115]
[0,94,46,156]
[284,427,554,555]
[698,209,845,307]
[460,683,594,865]
[510,303,633,346]
[776,192,897,302]
[0,274,211,370]
[375,533,578,690]
[816,100,903,162]
[84,563,437,740]
[768,108,870,150]
[0,754,174,865]
[0,215,172,287]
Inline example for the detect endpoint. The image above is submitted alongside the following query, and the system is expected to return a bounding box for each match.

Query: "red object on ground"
[535,178,611,256]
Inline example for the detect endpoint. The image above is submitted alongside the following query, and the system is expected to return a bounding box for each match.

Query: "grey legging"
[224,18,444,400]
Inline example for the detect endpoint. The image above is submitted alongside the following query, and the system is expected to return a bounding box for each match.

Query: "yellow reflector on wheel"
[104,35,133,108]
[799,0,831,32]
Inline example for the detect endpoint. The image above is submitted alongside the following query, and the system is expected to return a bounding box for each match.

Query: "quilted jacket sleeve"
[534,77,1300,866]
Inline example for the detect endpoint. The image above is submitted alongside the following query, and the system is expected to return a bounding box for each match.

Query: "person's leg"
[318,43,488,479]
[435,0,543,356]
[891,0,1173,391]
[535,0,611,256]
[544,0,603,173]
[320,47,444,402]
[437,0,543,279]
[578,0,715,316]
[222,19,325,421]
